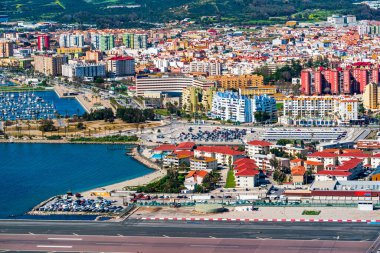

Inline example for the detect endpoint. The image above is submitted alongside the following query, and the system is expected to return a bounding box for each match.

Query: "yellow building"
[208,74,264,89]
[239,86,277,96]
[56,47,85,54]
[363,82,380,110]
[182,86,217,113]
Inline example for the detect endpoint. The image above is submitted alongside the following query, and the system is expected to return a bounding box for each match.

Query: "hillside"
[1,0,380,27]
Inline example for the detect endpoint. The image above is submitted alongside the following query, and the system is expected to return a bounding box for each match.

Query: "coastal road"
[0,219,379,252]
[0,233,374,253]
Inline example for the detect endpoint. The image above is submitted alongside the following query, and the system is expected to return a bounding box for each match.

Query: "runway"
[0,234,373,253]
[0,219,379,252]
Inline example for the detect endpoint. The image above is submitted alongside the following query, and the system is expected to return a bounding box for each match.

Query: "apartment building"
[59,34,85,48]
[363,82,380,110]
[123,33,148,49]
[211,91,277,123]
[208,74,264,89]
[301,64,377,95]
[181,86,217,113]
[0,40,13,58]
[37,34,50,51]
[281,95,359,126]
[107,56,135,77]
[246,140,273,156]
[91,34,115,51]
[190,157,218,172]
[62,63,106,78]
[189,61,222,76]
[33,55,68,76]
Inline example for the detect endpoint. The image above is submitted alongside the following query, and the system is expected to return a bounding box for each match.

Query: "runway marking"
[209,236,216,239]
[48,238,83,241]
[73,233,79,236]
[162,235,169,238]
[190,245,239,248]
[96,243,143,246]
[117,234,123,237]
[37,245,73,248]
[28,232,35,235]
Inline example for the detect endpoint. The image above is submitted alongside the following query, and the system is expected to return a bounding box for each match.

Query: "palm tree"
[269,158,279,171]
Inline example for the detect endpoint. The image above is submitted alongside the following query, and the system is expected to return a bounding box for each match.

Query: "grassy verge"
[302,210,321,215]
[154,109,170,116]
[225,170,236,188]
[0,86,46,92]
[70,135,138,143]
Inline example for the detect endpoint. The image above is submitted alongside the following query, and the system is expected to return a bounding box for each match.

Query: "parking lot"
[140,121,367,145]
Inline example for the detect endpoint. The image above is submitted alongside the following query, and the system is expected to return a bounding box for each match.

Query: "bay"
[0,143,152,218]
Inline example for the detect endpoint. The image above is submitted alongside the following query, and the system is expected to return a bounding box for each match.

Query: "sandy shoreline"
[82,147,164,195]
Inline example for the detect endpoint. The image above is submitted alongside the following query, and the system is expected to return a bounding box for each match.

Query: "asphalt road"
[0,219,379,241]
[0,233,373,253]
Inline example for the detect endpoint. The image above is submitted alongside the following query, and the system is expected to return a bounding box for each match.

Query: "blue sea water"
[0,143,152,218]
[5,91,86,117]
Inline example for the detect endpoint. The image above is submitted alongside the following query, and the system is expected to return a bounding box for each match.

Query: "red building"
[343,70,351,94]
[372,68,379,84]
[37,35,50,51]
[300,65,375,95]
[314,70,323,95]
[327,69,340,94]
[301,70,311,95]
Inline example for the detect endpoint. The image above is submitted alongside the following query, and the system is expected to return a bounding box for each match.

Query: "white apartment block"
[281,95,359,126]
[189,61,222,76]
[211,91,277,123]
[190,157,218,172]
[62,63,106,78]
[59,34,85,48]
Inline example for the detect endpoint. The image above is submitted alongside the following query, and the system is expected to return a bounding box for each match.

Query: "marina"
[0,92,56,120]
[0,91,85,120]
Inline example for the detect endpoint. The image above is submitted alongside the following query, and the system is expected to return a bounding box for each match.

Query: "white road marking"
[37,245,73,248]
[117,234,123,237]
[73,233,79,236]
[209,236,216,239]
[28,232,35,235]
[48,238,83,241]
[190,245,239,248]
[162,235,169,238]
[96,243,143,246]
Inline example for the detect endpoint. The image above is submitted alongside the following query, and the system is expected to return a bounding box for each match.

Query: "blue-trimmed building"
[210,91,277,123]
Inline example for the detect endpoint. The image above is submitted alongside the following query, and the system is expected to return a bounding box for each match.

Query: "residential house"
[190,156,218,172]
[246,140,273,157]
[194,146,245,165]
[184,170,208,191]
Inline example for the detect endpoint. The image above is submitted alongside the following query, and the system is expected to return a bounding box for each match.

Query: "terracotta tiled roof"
[247,140,272,147]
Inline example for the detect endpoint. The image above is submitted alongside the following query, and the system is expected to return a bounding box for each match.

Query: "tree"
[276,139,292,146]
[76,122,85,130]
[38,119,56,132]
[273,169,286,184]
[83,108,114,122]
[254,111,271,123]
[202,170,221,191]
[269,158,279,170]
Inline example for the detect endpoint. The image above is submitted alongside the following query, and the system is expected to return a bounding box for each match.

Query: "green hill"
[1,0,379,28]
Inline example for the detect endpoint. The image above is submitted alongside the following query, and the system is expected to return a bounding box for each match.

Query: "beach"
[82,147,165,196]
